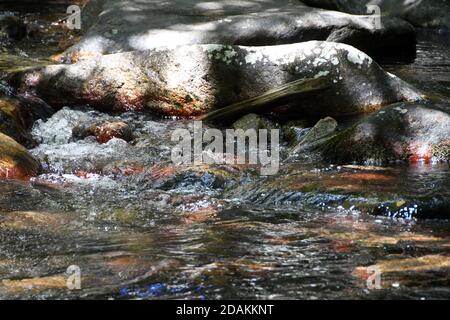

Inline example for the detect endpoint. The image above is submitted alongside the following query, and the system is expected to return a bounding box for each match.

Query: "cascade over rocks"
[301,0,450,28]
[0,95,53,147]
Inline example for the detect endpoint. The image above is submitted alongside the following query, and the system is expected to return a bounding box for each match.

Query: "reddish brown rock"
[321,103,450,164]
[0,132,40,180]
[94,121,132,144]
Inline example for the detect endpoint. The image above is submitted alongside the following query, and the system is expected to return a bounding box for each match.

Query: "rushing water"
[0,29,449,299]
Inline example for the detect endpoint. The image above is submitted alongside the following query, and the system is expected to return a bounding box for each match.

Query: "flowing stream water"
[0,23,449,299]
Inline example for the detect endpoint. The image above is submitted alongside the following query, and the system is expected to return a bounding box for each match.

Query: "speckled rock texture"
[14,41,422,117]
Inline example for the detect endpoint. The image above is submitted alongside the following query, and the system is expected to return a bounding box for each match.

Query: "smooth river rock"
[14,41,422,117]
[0,95,54,147]
[301,0,450,28]
[62,0,416,63]
[0,132,40,180]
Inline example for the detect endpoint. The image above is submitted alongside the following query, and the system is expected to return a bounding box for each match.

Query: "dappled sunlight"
[0,0,449,301]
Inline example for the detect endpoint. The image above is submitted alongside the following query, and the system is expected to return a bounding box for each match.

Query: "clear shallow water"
[0,177,449,300]
[0,31,449,300]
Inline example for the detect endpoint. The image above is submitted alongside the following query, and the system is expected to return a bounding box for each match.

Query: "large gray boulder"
[63,0,416,62]
[14,41,422,117]
[301,0,450,28]
[321,103,450,164]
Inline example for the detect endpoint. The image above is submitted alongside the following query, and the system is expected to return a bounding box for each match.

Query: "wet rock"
[292,117,337,153]
[0,211,65,231]
[15,94,55,123]
[232,114,275,131]
[15,41,422,117]
[32,107,110,145]
[0,95,54,147]
[282,120,311,146]
[0,132,40,180]
[375,254,450,273]
[32,138,139,174]
[372,195,450,220]
[66,0,416,63]
[321,103,450,164]
[182,207,219,224]
[73,121,133,144]
[301,0,450,28]
[0,15,26,40]
[151,164,235,193]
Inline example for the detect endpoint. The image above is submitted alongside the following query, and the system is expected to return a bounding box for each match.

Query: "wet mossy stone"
[0,132,40,180]
[0,96,53,147]
[15,41,422,117]
[321,103,450,164]
[65,0,416,63]
[301,0,450,28]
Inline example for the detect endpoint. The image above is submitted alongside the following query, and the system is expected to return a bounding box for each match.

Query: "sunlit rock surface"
[64,0,416,62]
[15,41,421,117]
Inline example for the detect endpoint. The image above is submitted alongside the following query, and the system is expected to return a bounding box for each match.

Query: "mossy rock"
[0,132,40,180]
[320,103,450,164]
[431,140,450,160]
